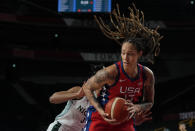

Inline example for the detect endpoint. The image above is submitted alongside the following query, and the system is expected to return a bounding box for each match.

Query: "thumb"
[99,110,108,116]
[103,112,109,117]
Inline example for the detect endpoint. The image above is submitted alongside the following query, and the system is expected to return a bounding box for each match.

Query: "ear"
[138,50,143,57]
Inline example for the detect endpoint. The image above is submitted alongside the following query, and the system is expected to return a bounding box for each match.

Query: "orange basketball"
[105,97,129,123]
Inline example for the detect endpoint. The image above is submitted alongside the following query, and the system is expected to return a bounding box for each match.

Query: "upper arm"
[84,65,117,91]
[143,66,155,104]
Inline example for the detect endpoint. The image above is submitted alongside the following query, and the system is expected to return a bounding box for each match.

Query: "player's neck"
[123,64,138,78]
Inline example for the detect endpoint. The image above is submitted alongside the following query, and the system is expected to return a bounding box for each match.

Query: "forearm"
[49,92,80,104]
[49,86,83,104]
[84,86,104,113]
[83,68,114,114]
[137,102,153,112]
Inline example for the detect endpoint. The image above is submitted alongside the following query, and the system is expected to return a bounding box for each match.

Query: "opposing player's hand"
[76,88,84,99]
[76,82,86,99]
[134,110,152,126]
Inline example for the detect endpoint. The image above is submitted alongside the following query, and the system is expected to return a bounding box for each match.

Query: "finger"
[145,111,152,116]
[126,100,132,103]
[142,111,152,117]
[129,110,136,114]
[128,112,136,119]
[143,117,152,122]
[125,102,134,106]
[103,113,109,118]
[145,117,152,121]
[143,109,151,114]
[126,107,135,111]
[137,110,143,116]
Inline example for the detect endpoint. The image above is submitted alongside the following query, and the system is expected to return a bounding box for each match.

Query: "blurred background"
[0,0,195,130]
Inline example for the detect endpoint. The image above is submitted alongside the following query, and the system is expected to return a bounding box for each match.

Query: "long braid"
[94,3,163,62]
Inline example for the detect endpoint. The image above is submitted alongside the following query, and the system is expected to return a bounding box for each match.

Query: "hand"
[76,88,85,99]
[98,109,120,125]
[76,82,86,99]
[134,110,152,126]
[125,100,141,119]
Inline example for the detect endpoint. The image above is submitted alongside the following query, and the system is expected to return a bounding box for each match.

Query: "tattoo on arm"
[84,67,116,113]
[141,72,155,111]
[139,102,153,111]
[94,69,115,84]
[84,78,105,111]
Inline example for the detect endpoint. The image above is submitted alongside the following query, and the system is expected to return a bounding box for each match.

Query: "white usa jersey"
[47,96,90,131]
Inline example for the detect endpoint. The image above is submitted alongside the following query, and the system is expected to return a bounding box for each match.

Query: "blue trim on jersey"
[84,106,94,131]
[121,61,140,82]
[55,100,72,120]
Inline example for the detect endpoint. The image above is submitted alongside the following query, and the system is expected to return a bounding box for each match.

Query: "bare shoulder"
[105,64,118,76]
[143,66,155,86]
[94,64,118,85]
[144,66,154,78]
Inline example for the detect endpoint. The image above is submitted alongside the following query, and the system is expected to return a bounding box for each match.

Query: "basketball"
[105,97,129,123]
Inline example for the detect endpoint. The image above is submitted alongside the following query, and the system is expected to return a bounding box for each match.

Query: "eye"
[129,52,137,56]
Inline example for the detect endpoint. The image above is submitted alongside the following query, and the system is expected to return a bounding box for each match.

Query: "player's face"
[121,42,142,66]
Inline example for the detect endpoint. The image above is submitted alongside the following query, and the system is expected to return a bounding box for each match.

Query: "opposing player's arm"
[49,86,84,104]
[139,66,155,111]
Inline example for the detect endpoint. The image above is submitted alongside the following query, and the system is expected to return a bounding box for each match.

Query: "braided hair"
[94,3,163,63]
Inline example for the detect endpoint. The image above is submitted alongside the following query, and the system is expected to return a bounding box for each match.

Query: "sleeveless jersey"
[47,96,90,131]
[104,61,145,103]
[84,61,145,131]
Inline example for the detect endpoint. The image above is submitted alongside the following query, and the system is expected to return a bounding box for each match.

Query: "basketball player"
[47,64,104,131]
[46,85,89,131]
[83,3,163,131]
[47,85,152,131]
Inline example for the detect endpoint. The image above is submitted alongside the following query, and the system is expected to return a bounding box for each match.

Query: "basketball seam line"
[111,97,121,119]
